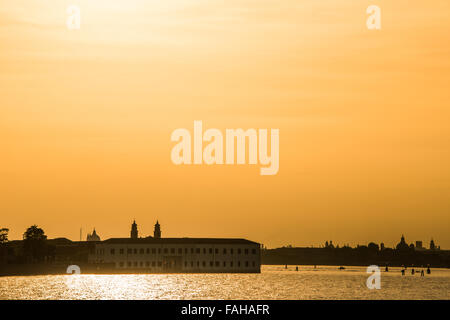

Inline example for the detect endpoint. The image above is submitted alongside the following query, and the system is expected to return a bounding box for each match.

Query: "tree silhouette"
[23,225,47,262]
[0,228,9,243]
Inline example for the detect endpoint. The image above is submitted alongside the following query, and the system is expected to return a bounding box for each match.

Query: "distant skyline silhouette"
[1,221,446,250]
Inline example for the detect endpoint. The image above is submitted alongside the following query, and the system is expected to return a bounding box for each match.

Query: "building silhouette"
[396,235,410,251]
[88,220,261,273]
[86,228,100,241]
[154,221,161,239]
[430,239,436,250]
[130,220,138,239]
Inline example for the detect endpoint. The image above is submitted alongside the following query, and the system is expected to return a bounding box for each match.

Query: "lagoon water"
[0,265,449,300]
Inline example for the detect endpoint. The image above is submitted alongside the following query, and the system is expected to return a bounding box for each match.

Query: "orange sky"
[1,0,449,248]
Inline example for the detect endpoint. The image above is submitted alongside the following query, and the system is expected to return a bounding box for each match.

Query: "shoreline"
[0,263,261,277]
[0,263,446,277]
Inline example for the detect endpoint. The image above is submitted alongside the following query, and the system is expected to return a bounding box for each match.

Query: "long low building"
[88,237,261,273]
[87,221,261,273]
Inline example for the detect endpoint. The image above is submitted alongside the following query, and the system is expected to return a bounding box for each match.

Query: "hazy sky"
[1,0,449,248]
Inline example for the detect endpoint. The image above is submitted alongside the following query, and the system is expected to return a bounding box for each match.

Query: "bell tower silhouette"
[130,220,138,239]
[154,220,161,239]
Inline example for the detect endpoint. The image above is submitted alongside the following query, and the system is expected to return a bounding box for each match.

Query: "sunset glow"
[1,0,450,249]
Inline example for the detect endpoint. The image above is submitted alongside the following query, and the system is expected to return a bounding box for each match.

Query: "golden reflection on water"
[1,266,449,300]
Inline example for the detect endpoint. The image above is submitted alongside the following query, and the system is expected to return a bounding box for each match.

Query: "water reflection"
[1,266,449,300]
